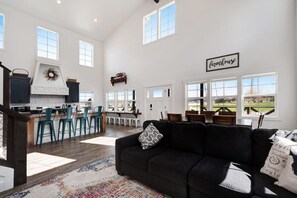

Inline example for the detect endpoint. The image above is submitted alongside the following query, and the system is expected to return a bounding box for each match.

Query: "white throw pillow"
[138,123,163,150]
[260,136,297,179]
[275,146,297,194]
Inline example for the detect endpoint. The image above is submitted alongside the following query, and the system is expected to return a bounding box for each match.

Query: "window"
[143,11,158,44]
[186,82,207,112]
[159,2,176,38]
[106,90,137,112]
[79,92,94,109]
[116,91,125,111]
[79,40,94,67]
[37,27,59,60]
[143,1,175,44]
[242,73,277,116]
[153,89,163,98]
[127,90,136,111]
[106,92,115,111]
[0,13,4,49]
[211,79,237,112]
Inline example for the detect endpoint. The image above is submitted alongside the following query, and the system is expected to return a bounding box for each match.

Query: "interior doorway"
[145,85,172,120]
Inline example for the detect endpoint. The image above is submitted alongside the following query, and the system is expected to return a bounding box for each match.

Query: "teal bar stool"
[58,106,75,142]
[75,107,90,137]
[36,108,57,147]
[90,106,103,134]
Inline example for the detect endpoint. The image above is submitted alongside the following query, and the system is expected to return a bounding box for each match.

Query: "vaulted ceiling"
[0,0,148,41]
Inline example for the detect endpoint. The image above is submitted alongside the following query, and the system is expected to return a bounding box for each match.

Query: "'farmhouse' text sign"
[206,53,239,72]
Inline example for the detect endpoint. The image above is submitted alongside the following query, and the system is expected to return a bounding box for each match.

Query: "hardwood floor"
[0,125,142,197]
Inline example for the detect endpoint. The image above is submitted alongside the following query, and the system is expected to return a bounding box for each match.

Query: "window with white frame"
[127,90,136,112]
[186,82,207,112]
[116,91,125,111]
[106,90,136,112]
[159,2,176,39]
[211,79,237,112]
[37,27,59,60]
[79,40,94,67]
[79,92,94,109]
[242,73,277,116]
[0,13,4,49]
[143,11,158,44]
[106,92,115,111]
[143,1,175,44]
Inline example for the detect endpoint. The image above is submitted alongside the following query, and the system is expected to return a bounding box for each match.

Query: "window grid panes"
[106,92,115,111]
[186,82,207,112]
[143,11,158,44]
[211,79,237,112]
[116,91,125,111]
[37,27,59,60]
[143,1,175,45]
[79,40,94,67]
[127,90,136,112]
[0,14,4,49]
[106,90,136,112]
[242,74,277,116]
[159,2,176,38]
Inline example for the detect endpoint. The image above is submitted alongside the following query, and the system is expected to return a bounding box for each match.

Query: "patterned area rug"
[6,156,167,198]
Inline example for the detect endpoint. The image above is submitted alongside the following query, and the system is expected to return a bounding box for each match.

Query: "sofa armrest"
[115,132,142,174]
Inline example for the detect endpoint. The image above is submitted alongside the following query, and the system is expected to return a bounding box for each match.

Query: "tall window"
[37,27,59,60]
[143,11,158,44]
[211,79,237,112]
[242,73,277,116]
[143,1,175,44]
[116,91,125,111]
[106,92,115,111]
[0,13,5,49]
[79,40,94,67]
[127,90,136,111]
[186,82,207,112]
[159,2,176,38]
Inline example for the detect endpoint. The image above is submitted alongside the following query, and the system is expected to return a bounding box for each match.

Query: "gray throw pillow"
[138,123,163,150]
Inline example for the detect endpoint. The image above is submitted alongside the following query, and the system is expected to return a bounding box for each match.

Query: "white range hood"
[31,62,69,95]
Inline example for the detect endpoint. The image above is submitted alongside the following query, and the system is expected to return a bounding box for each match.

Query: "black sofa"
[115,120,297,198]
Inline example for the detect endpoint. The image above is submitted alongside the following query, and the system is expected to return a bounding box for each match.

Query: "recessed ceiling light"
[94,18,98,22]
[57,0,62,4]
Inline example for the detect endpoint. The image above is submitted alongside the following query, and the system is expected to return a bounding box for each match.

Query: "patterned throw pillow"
[138,123,163,150]
[260,137,297,179]
[271,129,297,142]
[275,146,297,194]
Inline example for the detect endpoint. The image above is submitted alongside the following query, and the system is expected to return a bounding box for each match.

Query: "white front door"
[145,86,172,120]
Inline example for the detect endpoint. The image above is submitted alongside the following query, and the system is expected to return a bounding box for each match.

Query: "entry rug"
[7,156,167,198]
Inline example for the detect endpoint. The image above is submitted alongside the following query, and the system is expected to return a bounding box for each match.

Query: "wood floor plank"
[0,125,141,197]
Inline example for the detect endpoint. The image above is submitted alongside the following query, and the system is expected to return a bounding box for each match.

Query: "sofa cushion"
[189,156,252,198]
[148,149,202,185]
[205,124,253,164]
[252,128,278,167]
[252,167,297,198]
[143,120,171,148]
[138,122,163,150]
[170,122,206,155]
[121,146,166,170]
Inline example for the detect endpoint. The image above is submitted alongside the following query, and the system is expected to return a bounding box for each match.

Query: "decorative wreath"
[44,68,59,81]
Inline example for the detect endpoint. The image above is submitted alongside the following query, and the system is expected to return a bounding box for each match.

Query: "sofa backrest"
[252,128,278,167]
[170,122,206,155]
[205,124,253,164]
[143,120,171,148]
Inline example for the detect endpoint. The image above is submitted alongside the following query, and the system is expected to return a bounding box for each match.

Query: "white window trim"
[158,1,176,39]
[37,26,59,60]
[185,81,208,111]
[143,1,175,45]
[0,13,5,50]
[143,10,158,45]
[241,72,278,118]
[79,40,94,68]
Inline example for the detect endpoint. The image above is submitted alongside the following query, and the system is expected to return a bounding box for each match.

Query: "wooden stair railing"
[0,62,29,187]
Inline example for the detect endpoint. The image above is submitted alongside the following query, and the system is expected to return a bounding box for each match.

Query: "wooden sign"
[206,53,239,72]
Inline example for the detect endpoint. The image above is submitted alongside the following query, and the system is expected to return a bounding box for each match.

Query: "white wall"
[0,3,104,107]
[104,0,297,129]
